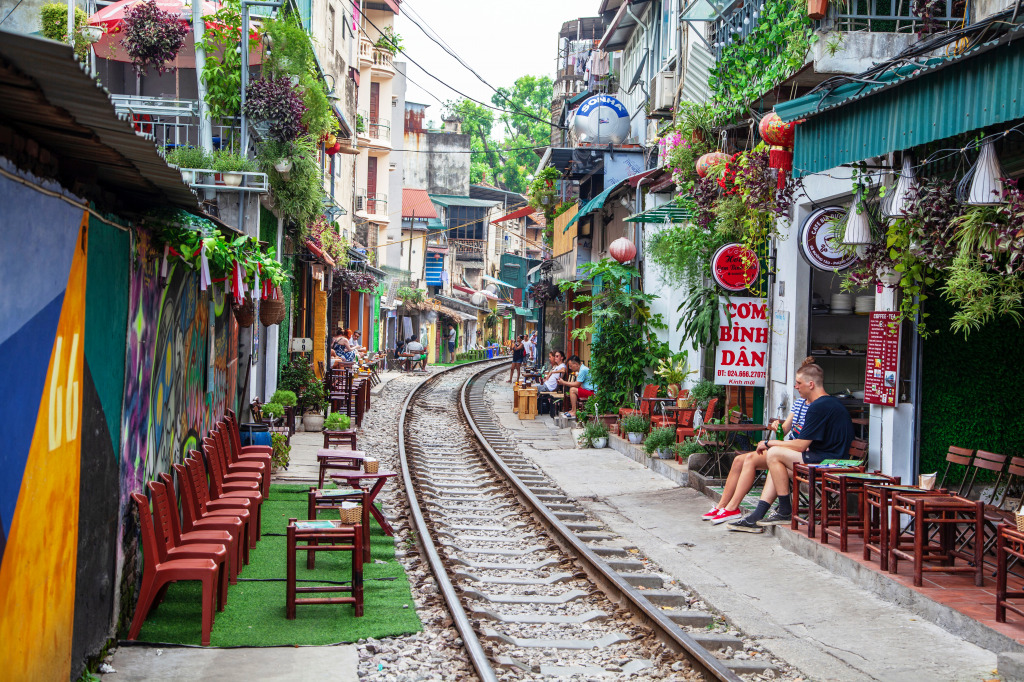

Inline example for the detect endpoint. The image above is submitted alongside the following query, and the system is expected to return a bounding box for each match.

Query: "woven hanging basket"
[260,289,286,326]
[233,298,255,328]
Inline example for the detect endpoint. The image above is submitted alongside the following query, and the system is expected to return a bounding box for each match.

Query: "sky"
[393,0,602,130]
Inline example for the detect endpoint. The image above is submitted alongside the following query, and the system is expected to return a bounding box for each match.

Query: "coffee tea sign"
[714,297,769,387]
[799,207,857,271]
[711,243,760,291]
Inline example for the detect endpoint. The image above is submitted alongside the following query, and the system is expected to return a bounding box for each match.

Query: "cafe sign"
[714,296,768,387]
[799,207,857,271]
[711,243,760,292]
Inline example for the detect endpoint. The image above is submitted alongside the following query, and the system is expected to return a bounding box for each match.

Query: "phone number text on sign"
[715,297,769,387]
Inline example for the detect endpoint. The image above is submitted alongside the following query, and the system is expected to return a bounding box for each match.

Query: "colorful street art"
[0,198,88,680]
[116,228,239,628]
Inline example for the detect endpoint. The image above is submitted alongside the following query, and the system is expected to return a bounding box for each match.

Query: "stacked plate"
[855,295,874,315]
[830,293,852,315]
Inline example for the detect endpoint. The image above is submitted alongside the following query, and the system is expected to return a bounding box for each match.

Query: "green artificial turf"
[136,484,422,646]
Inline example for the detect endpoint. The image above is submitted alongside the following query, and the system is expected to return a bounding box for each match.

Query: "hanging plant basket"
[260,289,286,326]
[233,298,255,327]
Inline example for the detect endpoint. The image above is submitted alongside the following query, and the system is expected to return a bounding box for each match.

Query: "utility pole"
[193,0,213,154]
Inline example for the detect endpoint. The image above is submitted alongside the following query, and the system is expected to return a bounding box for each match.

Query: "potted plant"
[300,378,329,431]
[689,378,723,423]
[674,438,707,465]
[243,75,307,142]
[79,24,103,44]
[374,26,402,54]
[262,401,285,421]
[166,146,212,184]
[324,412,351,432]
[578,419,609,448]
[654,351,694,399]
[271,433,291,471]
[620,414,649,445]
[644,426,678,459]
[356,114,366,134]
[212,150,256,186]
[121,0,190,75]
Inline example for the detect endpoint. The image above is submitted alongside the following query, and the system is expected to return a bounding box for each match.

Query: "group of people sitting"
[533,349,596,419]
[330,327,366,366]
[394,335,427,372]
[702,357,855,533]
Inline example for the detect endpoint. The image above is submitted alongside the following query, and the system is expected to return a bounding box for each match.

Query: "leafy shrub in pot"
[271,433,291,469]
[578,419,609,448]
[262,402,284,419]
[324,412,351,431]
[620,415,650,442]
[644,426,678,457]
[270,389,297,407]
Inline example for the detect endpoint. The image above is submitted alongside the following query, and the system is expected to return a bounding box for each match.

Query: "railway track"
[398,360,788,681]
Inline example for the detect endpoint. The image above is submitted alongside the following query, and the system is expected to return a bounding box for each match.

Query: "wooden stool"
[997,523,1024,623]
[286,518,363,618]
[889,493,984,587]
[864,484,944,571]
[820,472,899,552]
[513,382,521,413]
[519,387,538,420]
[791,462,865,539]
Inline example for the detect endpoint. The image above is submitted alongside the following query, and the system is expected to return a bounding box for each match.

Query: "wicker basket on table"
[363,458,379,474]
[339,504,362,524]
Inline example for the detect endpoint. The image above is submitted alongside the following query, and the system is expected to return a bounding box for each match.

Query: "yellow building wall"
[552,203,578,257]
[427,321,437,364]
[313,287,327,378]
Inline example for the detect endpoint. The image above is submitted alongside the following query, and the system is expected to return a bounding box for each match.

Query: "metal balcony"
[356,192,388,218]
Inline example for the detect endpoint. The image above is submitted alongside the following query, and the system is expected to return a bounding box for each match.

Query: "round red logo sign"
[711,244,760,292]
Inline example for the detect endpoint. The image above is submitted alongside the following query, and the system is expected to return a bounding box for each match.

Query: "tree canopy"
[446,74,553,193]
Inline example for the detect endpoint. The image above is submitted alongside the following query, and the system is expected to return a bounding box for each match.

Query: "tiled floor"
[715,483,1024,644]
[794,515,1024,644]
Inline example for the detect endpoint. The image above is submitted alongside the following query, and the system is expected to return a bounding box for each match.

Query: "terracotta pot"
[808,0,827,19]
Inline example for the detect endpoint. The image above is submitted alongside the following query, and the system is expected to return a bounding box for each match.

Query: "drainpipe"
[625,1,652,105]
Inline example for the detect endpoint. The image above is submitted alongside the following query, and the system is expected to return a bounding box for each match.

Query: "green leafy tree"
[559,259,671,413]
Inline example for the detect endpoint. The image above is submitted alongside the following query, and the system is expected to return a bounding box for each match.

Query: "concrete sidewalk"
[488,379,997,681]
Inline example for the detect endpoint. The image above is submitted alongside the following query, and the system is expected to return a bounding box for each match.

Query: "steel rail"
[396,357,509,682]
[459,366,742,682]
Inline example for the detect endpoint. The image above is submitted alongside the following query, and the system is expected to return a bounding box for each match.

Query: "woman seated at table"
[702,357,817,528]
[331,327,357,367]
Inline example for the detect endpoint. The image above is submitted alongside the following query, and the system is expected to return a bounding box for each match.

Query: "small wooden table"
[316,447,366,488]
[518,387,538,420]
[864,484,944,570]
[820,471,899,552]
[330,470,398,535]
[307,487,372,562]
[286,518,363,618]
[889,492,984,587]
[697,423,766,478]
[997,524,1024,623]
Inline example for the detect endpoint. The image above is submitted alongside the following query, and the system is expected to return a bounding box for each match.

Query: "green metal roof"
[779,29,1024,176]
[566,181,623,231]
[625,204,693,223]
[428,194,498,208]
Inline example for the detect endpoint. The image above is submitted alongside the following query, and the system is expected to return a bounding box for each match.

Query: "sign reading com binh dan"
[715,297,769,387]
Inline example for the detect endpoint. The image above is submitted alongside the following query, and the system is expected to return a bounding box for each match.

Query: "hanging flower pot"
[274,158,293,174]
[233,298,255,327]
[79,25,103,44]
[695,151,730,178]
[259,288,286,326]
[808,0,828,19]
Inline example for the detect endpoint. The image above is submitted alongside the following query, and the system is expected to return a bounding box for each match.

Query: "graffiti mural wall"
[116,228,239,628]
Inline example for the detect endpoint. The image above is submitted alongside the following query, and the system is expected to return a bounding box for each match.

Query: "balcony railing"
[711,0,966,58]
[358,36,396,74]
[358,110,391,144]
[450,238,486,261]
[824,0,965,33]
[111,95,244,151]
[356,192,388,216]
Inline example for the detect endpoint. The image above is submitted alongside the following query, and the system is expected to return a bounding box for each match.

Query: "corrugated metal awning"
[779,26,1024,175]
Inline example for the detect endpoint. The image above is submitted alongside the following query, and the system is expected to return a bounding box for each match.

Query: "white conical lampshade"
[843,185,872,245]
[882,154,917,219]
[967,139,1004,205]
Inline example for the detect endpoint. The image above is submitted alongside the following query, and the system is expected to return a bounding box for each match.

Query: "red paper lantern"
[609,237,637,264]
[695,151,730,178]
[758,112,796,187]
[325,141,342,156]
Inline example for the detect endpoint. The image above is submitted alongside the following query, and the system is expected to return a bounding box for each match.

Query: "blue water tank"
[239,423,272,447]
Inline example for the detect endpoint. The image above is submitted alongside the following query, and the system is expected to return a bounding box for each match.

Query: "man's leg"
[722,452,768,511]
[568,387,579,416]
[766,446,805,516]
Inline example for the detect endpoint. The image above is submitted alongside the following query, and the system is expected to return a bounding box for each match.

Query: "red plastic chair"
[201,442,265,538]
[154,474,242,583]
[226,408,273,457]
[213,427,269,497]
[127,493,224,646]
[182,455,260,547]
[148,480,231,588]
[174,461,252,561]
[619,384,659,419]
[204,437,262,496]
[208,431,263,491]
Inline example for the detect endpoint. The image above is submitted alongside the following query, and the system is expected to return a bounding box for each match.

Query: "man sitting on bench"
[537,350,567,417]
[400,334,427,371]
[557,355,595,419]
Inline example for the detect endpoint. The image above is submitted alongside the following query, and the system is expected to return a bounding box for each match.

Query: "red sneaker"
[711,508,742,525]
[701,507,720,520]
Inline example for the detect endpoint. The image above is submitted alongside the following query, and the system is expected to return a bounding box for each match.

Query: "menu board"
[864,312,901,406]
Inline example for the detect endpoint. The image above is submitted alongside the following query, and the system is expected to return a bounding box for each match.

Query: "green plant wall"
[919,292,1024,478]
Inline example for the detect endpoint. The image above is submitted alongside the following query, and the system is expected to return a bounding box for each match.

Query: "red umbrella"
[88,0,263,69]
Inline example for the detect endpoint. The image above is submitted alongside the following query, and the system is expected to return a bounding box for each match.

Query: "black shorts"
[802,451,827,464]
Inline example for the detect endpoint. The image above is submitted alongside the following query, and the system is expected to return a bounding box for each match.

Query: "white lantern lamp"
[842,184,873,248]
[961,138,1005,206]
[881,154,918,220]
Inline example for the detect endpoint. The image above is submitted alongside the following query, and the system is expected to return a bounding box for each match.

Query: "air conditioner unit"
[652,71,676,113]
